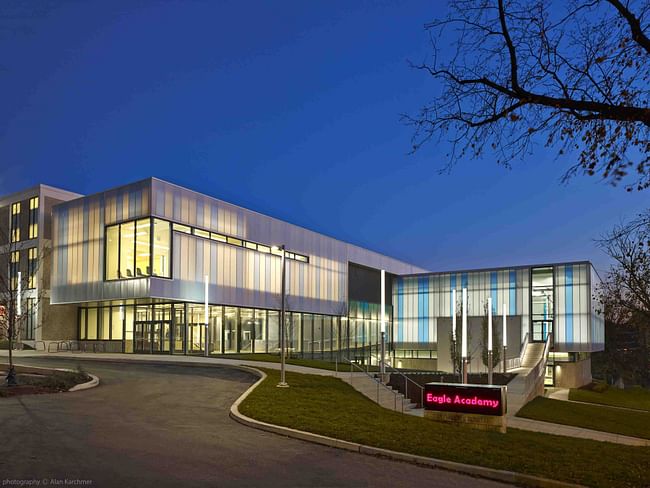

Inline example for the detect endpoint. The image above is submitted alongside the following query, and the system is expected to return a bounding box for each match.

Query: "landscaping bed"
[516,396,650,440]
[0,365,91,398]
[239,368,650,488]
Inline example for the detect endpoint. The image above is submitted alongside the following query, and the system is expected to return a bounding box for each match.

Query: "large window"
[9,250,19,290]
[119,220,136,278]
[105,218,171,280]
[27,247,37,289]
[105,226,119,280]
[10,202,20,242]
[28,196,38,239]
[152,218,170,277]
[531,267,554,342]
[25,298,36,340]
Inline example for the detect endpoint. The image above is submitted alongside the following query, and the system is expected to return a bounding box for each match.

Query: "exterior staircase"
[340,372,417,413]
[506,337,552,415]
[521,342,546,368]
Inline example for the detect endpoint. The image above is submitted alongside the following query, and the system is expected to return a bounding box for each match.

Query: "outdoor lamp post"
[204,274,209,357]
[273,245,289,388]
[487,297,493,385]
[462,287,468,384]
[380,269,386,377]
[502,303,507,373]
[452,288,457,376]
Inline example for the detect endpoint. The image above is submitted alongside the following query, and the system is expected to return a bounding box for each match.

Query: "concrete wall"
[554,358,592,388]
[393,358,437,371]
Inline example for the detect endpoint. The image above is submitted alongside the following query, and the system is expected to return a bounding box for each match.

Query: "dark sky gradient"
[1,1,646,275]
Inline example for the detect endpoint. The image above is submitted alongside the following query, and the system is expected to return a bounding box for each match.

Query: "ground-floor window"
[77,300,393,361]
[24,298,37,340]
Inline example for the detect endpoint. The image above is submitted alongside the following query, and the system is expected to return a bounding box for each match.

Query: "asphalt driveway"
[0,357,510,487]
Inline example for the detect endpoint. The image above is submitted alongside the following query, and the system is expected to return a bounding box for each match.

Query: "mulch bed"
[1,370,90,398]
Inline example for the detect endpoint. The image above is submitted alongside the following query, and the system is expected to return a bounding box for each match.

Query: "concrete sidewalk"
[506,415,650,446]
[4,350,649,446]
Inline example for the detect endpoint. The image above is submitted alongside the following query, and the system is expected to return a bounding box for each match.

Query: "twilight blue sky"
[0,0,646,275]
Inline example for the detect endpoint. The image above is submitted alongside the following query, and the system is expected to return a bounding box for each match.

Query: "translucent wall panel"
[555,263,598,351]
[393,269,528,346]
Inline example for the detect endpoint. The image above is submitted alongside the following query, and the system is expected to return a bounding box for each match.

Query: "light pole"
[274,245,289,388]
[462,287,468,384]
[204,274,209,357]
[487,297,493,385]
[502,303,507,373]
[380,269,386,378]
[452,288,457,376]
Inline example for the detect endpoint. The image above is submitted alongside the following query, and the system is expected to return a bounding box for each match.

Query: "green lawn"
[517,397,650,439]
[211,353,378,372]
[569,385,650,412]
[239,369,650,488]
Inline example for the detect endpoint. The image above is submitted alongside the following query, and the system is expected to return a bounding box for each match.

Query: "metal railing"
[337,356,405,413]
[368,352,424,408]
[505,332,529,371]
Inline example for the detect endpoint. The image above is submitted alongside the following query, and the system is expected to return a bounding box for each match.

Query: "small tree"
[481,301,501,370]
[0,225,47,385]
[597,209,650,327]
[449,292,471,375]
[594,211,650,386]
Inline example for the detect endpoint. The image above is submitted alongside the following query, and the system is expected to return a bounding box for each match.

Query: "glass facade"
[76,300,393,362]
[531,267,554,342]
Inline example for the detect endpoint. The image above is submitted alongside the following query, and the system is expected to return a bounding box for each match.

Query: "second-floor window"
[29,196,39,239]
[10,202,20,242]
[105,218,171,280]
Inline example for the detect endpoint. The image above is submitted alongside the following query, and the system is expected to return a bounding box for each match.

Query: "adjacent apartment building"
[1,178,605,387]
[0,185,81,343]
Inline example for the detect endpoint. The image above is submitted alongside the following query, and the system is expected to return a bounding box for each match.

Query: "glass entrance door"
[134,322,150,353]
[133,321,172,353]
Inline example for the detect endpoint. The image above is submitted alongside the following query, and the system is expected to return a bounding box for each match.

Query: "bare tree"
[0,225,47,385]
[597,209,650,325]
[405,0,650,191]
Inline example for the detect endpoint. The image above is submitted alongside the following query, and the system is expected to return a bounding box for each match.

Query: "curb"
[68,374,100,392]
[229,366,586,488]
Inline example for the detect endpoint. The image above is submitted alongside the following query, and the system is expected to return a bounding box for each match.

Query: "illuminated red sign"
[423,383,507,416]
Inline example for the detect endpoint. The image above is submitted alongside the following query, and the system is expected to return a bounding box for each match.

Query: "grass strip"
[569,386,650,412]
[516,397,650,440]
[239,369,650,488]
